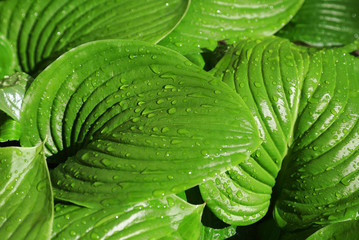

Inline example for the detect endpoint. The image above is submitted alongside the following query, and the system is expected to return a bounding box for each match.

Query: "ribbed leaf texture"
[274,43,359,231]
[20,39,261,208]
[0,0,189,73]
[277,0,359,47]
[201,37,308,225]
[306,220,359,240]
[159,0,304,55]
[52,195,203,239]
[203,36,359,229]
[0,35,16,78]
[0,144,53,240]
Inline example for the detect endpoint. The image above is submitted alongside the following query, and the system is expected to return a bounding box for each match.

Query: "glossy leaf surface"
[0,112,21,142]
[0,0,189,73]
[201,37,308,225]
[277,0,359,47]
[159,0,304,55]
[200,225,236,240]
[52,195,203,239]
[0,35,16,79]
[0,72,31,121]
[306,220,359,240]
[274,46,359,230]
[21,39,261,207]
[0,144,53,240]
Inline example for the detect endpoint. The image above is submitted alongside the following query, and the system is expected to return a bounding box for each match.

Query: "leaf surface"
[200,225,236,240]
[20,39,261,207]
[0,0,189,73]
[0,35,16,78]
[277,0,359,47]
[200,37,308,225]
[274,47,359,230]
[306,220,359,240]
[0,72,31,121]
[0,144,53,240]
[0,111,21,142]
[52,195,203,240]
[159,0,304,55]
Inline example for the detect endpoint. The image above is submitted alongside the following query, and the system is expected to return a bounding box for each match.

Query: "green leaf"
[159,0,304,55]
[0,35,16,79]
[200,37,308,225]
[200,225,236,240]
[20,39,261,207]
[52,195,204,239]
[0,0,190,74]
[274,47,359,230]
[0,143,53,240]
[0,72,32,121]
[306,220,359,240]
[277,0,359,47]
[0,111,21,142]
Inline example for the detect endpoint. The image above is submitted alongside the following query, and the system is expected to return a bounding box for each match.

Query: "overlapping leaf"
[159,0,304,56]
[274,46,359,230]
[306,220,359,240]
[21,39,261,208]
[0,0,190,74]
[0,112,21,142]
[0,72,31,121]
[0,144,53,240]
[277,0,359,47]
[200,37,308,225]
[52,195,203,239]
[0,35,16,79]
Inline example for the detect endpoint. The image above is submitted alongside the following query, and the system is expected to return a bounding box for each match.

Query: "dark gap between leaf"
[202,40,230,72]
[186,185,230,229]
[0,140,20,147]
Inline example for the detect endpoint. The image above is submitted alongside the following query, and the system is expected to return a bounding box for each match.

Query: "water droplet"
[101,159,111,167]
[167,197,175,206]
[149,65,161,74]
[254,82,261,88]
[160,73,176,80]
[167,108,176,114]
[163,84,175,89]
[92,182,103,187]
[90,232,100,239]
[132,117,140,123]
[171,139,182,144]
[36,180,47,192]
[161,127,169,133]
[152,189,166,197]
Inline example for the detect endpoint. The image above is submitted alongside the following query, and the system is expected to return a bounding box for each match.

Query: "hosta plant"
[0,0,359,239]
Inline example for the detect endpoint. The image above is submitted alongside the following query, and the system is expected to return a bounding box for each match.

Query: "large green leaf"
[0,72,32,121]
[159,0,304,56]
[277,0,359,47]
[306,220,359,240]
[200,37,308,225]
[52,195,203,239]
[0,0,189,74]
[273,46,359,230]
[20,39,261,207]
[0,35,16,79]
[0,144,53,240]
